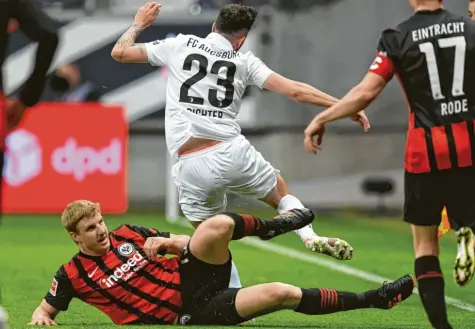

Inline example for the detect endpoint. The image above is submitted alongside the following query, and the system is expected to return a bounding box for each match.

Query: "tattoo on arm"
[114,24,144,60]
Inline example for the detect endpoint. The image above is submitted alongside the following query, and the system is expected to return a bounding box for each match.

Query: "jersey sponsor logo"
[49,278,58,297]
[100,250,147,288]
[51,138,122,181]
[2,103,127,214]
[4,129,43,187]
[117,242,134,256]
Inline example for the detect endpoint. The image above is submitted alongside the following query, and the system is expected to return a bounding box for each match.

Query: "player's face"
[72,213,110,256]
[469,2,475,20]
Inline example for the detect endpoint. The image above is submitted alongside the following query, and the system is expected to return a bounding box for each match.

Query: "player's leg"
[189,218,242,289]
[445,167,475,287]
[228,136,353,260]
[171,149,246,288]
[404,171,452,329]
[264,175,353,260]
[189,210,314,265]
[185,275,414,326]
[177,210,314,326]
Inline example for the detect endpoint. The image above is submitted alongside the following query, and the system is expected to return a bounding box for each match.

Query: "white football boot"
[303,235,354,260]
[454,227,475,287]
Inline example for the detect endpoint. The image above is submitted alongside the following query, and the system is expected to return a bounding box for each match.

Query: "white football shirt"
[144,32,273,158]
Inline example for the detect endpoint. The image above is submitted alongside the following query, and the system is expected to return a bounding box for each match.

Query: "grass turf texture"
[1,213,474,328]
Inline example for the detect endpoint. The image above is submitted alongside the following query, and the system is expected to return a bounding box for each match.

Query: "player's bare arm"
[264,73,370,131]
[304,72,386,154]
[111,2,161,63]
[143,234,191,259]
[263,72,338,108]
[28,299,59,326]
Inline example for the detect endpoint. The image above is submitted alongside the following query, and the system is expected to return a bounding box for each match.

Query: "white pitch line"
[171,218,475,313]
[241,238,475,313]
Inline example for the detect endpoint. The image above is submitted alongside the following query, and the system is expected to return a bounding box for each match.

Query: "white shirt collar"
[205,32,233,50]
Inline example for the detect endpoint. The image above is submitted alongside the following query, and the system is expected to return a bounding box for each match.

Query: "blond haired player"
[29,200,414,326]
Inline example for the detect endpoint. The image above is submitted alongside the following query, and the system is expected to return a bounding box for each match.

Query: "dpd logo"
[51,138,122,181]
[4,129,42,187]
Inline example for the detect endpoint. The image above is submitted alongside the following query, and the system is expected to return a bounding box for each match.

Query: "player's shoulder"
[378,26,403,51]
[442,9,470,22]
[380,26,403,39]
[60,260,80,280]
[151,33,189,47]
[111,224,147,237]
[111,224,135,234]
[238,50,262,64]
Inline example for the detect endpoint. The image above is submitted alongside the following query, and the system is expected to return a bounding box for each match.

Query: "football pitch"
[1,212,474,329]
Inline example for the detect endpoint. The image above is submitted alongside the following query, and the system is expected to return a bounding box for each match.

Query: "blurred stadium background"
[11,0,471,216]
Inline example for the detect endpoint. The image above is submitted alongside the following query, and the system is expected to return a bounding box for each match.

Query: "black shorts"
[177,243,245,326]
[404,167,475,229]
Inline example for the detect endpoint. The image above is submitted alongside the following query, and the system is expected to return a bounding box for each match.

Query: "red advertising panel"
[2,103,128,213]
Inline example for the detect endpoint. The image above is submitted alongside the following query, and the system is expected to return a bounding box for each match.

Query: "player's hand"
[28,317,57,326]
[304,121,325,154]
[134,2,161,29]
[6,98,28,132]
[350,110,370,132]
[144,237,170,259]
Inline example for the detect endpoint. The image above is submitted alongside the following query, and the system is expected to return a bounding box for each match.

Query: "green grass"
[1,213,474,328]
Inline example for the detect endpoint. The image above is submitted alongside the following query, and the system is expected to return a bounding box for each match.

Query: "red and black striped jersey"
[369,9,475,173]
[44,225,182,325]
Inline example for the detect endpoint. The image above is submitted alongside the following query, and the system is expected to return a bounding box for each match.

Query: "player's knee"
[264,283,301,308]
[415,244,439,258]
[202,214,235,236]
[412,225,439,258]
[413,236,439,258]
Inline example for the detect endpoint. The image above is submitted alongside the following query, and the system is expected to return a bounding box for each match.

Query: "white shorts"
[172,135,280,222]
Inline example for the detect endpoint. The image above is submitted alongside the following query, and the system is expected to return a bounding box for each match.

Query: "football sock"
[294,288,369,315]
[223,213,270,240]
[277,194,317,240]
[415,256,452,329]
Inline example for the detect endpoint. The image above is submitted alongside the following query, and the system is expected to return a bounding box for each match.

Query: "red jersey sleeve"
[44,266,77,311]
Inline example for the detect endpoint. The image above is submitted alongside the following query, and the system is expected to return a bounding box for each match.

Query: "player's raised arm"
[263,73,339,108]
[246,53,369,129]
[303,36,396,153]
[111,2,161,63]
[303,58,391,154]
[29,299,59,326]
[246,52,338,108]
